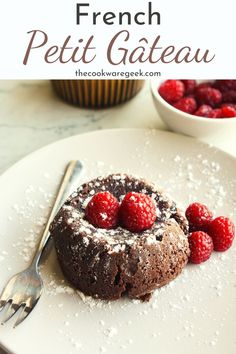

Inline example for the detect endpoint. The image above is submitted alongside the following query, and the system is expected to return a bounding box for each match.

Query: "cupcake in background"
[51,80,144,108]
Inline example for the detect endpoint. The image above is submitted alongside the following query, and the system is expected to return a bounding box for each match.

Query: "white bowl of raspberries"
[151,80,236,138]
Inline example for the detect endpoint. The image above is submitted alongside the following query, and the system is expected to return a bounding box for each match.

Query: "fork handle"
[31,160,83,268]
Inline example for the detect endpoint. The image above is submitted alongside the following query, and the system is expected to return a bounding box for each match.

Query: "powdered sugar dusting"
[56,173,187,260]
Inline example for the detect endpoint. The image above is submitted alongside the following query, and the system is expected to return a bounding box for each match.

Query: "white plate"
[0,129,236,354]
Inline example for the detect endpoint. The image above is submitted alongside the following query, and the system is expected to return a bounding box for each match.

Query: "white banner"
[0,0,235,79]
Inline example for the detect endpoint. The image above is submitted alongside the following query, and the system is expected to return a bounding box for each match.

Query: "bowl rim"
[150,79,236,123]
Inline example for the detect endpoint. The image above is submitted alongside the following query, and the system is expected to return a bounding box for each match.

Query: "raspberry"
[222,90,236,103]
[158,80,185,104]
[173,97,197,114]
[188,231,213,264]
[194,105,213,117]
[195,87,222,107]
[85,192,119,229]
[208,216,235,252]
[221,105,236,118]
[208,108,222,118]
[221,103,236,110]
[185,202,213,232]
[181,80,196,95]
[214,80,236,92]
[195,82,213,91]
[119,192,156,232]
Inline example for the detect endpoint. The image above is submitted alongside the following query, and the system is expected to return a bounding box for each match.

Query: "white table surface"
[0,80,235,353]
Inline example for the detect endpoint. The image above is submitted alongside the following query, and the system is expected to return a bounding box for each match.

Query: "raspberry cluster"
[158,80,236,118]
[185,202,235,264]
[85,192,235,265]
[85,191,156,232]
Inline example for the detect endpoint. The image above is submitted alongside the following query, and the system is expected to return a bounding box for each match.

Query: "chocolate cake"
[50,174,190,301]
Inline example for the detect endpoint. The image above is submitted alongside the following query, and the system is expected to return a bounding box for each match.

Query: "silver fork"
[0,160,82,328]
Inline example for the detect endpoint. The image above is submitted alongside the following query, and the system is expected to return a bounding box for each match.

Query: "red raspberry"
[85,192,119,229]
[185,202,213,232]
[214,80,236,92]
[195,82,213,91]
[158,80,185,104]
[221,103,236,110]
[173,97,197,114]
[119,192,156,232]
[181,80,197,95]
[222,90,236,103]
[208,216,235,252]
[188,231,213,264]
[208,108,222,118]
[195,87,222,107]
[194,105,213,117]
[221,105,236,118]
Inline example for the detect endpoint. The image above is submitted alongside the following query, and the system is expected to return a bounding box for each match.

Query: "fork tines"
[0,300,34,328]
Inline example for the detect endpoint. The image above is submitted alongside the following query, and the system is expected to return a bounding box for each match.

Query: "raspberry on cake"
[85,191,119,229]
[50,174,190,301]
[119,192,156,232]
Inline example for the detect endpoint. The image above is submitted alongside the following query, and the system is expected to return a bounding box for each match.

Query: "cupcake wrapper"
[51,80,144,108]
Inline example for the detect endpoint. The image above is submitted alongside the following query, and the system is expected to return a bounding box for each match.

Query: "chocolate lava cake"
[50,174,190,301]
